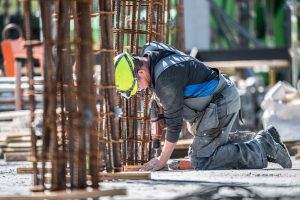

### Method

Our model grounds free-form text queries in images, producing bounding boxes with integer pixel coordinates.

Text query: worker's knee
[189,131,221,158]
[190,156,210,170]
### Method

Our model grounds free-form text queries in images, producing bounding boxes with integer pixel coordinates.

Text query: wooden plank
[17,167,51,174]
[99,172,150,180]
[0,137,6,142]
[5,134,31,139]
[6,136,31,143]
[0,136,6,146]
[175,139,192,150]
[0,110,30,120]
[204,59,289,69]
[161,139,192,150]
[0,76,43,84]
[123,165,143,172]
[0,142,6,147]
[0,188,126,200]
[43,173,149,185]
[6,140,42,148]
[7,142,32,148]
[0,98,16,104]
[0,82,43,91]
[17,167,35,174]
[17,167,151,180]
[0,110,42,120]
[3,147,31,153]
[4,152,30,161]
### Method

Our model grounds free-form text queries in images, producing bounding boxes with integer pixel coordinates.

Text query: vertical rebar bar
[23,0,38,188]
[75,0,95,188]
[120,0,126,52]
[69,0,80,188]
[156,1,161,42]
[39,0,53,190]
[166,0,171,44]
[131,0,137,53]
[46,1,59,190]
[147,0,154,41]
[54,0,71,190]
[64,59,76,186]
[99,0,121,175]
[141,90,149,163]
[135,1,142,53]
[114,0,121,51]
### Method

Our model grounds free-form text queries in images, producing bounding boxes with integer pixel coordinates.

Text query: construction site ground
[0,157,299,199]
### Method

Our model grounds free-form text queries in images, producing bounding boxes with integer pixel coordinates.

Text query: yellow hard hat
[114,52,138,98]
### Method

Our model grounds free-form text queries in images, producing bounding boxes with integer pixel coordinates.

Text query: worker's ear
[136,58,150,79]
[137,67,146,77]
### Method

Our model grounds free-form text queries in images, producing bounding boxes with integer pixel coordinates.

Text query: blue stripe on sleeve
[183,79,219,97]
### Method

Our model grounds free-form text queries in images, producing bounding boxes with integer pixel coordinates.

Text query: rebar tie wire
[91,11,115,17]
[94,49,117,54]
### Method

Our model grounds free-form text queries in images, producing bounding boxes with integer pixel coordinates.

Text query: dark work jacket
[141,41,237,143]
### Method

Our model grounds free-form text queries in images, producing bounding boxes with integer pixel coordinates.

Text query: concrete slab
[0,161,32,195]
[0,158,299,199]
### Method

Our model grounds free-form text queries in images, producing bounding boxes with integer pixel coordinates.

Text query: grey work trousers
[187,81,267,170]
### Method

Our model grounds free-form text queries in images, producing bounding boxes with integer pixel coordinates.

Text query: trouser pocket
[189,103,221,158]
[197,103,219,133]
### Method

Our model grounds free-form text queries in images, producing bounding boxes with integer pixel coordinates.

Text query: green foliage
[210,0,290,48]
[0,0,40,16]
[273,1,285,47]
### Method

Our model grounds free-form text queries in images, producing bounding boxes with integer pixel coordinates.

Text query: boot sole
[268,126,292,168]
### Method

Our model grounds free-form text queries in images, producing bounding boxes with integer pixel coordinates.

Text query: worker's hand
[141,157,166,171]
[141,140,176,171]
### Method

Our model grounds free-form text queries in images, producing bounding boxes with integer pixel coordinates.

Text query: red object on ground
[168,159,192,170]
[179,160,192,170]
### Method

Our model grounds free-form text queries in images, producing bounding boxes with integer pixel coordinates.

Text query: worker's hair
[132,56,144,72]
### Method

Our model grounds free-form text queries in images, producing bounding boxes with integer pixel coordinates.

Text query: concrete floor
[0,158,299,199]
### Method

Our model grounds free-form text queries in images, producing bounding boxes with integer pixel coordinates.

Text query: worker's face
[137,64,150,90]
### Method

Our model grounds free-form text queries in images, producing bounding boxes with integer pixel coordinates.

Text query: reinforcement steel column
[39,0,53,190]
[75,0,96,188]
[54,0,71,190]
[23,0,38,188]
[99,0,122,173]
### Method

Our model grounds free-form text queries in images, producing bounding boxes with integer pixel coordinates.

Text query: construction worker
[114,41,292,171]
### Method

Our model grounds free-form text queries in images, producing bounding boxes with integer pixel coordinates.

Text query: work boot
[255,129,292,169]
[266,126,289,152]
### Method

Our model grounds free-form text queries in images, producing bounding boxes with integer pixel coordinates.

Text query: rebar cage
[21,0,171,191]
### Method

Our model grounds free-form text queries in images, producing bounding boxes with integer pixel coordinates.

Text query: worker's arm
[156,65,187,143]
[141,140,176,171]
[142,66,187,171]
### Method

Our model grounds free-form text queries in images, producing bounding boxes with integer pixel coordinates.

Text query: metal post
[23,0,38,189]
[39,0,53,190]
[14,60,22,111]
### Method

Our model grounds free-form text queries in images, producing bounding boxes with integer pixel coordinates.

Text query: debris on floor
[261,81,300,142]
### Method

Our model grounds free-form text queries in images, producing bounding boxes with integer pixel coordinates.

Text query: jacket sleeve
[155,66,186,143]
